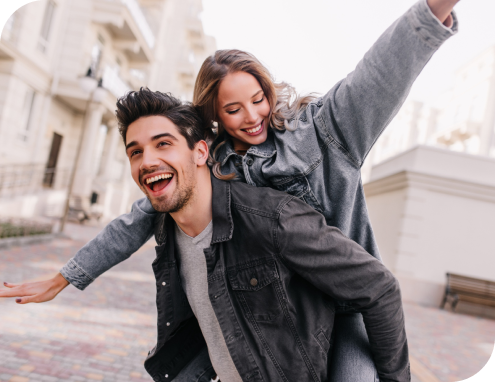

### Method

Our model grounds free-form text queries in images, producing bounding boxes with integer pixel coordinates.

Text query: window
[90,35,105,75]
[18,88,36,142]
[2,14,16,41]
[38,0,56,53]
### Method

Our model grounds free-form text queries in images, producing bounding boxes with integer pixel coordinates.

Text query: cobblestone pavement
[0,223,494,382]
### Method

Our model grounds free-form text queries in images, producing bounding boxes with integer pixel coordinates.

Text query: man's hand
[0,273,69,304]
[427,0,460,27]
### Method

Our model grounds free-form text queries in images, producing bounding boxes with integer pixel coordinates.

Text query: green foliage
[0,220,53,239]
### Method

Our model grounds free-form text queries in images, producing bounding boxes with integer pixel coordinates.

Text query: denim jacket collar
[210,173,234,244]
[214,132,277,166]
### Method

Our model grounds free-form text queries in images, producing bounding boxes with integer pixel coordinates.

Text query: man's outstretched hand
[0,273,69,304]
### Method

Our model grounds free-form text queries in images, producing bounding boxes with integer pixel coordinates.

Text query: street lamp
[59,68,107,233]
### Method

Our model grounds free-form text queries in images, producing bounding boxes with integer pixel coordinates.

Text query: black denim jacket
[144,175,409,382]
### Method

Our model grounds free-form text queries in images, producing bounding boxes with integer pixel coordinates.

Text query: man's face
[125,116,198,213]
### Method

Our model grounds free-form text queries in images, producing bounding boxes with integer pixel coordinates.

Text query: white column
[100,120,121,180]
[73,103,105,198]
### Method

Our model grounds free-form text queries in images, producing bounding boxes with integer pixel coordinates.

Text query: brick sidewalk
[0,223,494,382]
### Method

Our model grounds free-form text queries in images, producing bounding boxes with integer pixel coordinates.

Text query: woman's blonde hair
[193,49,317,180]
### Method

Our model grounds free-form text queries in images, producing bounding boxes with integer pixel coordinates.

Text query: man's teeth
[245,124,262,134]
[146,174,172,184]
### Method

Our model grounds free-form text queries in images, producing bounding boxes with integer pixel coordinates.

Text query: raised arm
[277,198,408,381]
[0,197,157,304]
[315,0,459,166]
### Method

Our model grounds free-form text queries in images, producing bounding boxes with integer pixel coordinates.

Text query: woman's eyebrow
[222,89,263,109]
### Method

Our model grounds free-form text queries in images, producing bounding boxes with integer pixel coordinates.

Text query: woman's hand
[0,273,69,304]
[427,0,461,27]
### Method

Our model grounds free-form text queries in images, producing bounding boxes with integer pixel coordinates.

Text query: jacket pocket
[228,259,282,322]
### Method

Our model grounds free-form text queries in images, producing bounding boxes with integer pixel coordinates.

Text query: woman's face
[216,71,271,152]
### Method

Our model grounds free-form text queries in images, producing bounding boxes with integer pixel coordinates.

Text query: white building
[0,0,215,223]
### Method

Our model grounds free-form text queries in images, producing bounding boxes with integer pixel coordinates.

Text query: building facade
[0,0,215,223]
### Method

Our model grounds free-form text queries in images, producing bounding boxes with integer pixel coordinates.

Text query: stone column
[72,103,105,199]
[100,120,121,180]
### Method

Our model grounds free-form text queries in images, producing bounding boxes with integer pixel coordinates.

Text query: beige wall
[365,145,495,312]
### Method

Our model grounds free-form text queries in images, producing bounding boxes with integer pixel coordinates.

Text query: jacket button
[246,158,254,166]
[165,374,168,378]
[250,278,258,286]
[166,322,170,326]
[162,282,166,286]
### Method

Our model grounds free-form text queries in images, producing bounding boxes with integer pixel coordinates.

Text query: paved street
[0,223,494,382]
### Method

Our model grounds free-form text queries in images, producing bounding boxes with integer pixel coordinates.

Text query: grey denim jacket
[60,0,457,289]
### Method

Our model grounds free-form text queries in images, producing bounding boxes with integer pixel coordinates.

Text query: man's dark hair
[116,88,206,149]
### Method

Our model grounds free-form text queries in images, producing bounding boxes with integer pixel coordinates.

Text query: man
[1,90,409,381]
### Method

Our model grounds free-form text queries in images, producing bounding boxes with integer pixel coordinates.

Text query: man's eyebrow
[152,132,178,142]
[125,133,178,152]
[222,89,263,109]
[125,141,138,151]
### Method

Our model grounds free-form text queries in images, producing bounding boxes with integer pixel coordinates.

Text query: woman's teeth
[146,174,172,185]
[245,124,262,134]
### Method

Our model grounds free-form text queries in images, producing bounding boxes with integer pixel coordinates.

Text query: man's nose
[140,149,161,170]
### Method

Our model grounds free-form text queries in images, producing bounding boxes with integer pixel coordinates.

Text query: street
[0,223,494,382]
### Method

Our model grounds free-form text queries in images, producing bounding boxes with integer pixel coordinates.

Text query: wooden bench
[441,273,495,312]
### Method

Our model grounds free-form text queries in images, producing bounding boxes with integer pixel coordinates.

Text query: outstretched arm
[277,198,408,381]
[0,197,157,304]
[60,197,157,290]
[314,0,459,167]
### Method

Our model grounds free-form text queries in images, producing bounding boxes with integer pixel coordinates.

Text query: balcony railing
[102,65,132,98]
[0,164,70,198]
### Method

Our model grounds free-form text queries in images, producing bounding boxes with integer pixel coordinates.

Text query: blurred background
[0,0,494,381]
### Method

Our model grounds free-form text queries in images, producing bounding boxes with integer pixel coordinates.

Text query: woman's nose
[244,106,258,124]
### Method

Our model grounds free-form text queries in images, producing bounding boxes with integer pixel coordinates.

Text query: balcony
[102,65,132,99]
[93,0,155,63]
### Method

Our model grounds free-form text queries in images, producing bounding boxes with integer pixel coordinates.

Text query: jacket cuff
[408,0,458,50]
[59,258,94,290]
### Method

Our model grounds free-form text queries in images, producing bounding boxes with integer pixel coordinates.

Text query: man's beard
[150,180,194,213]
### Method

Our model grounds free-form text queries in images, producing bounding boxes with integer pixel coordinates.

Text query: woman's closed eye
[253,97,264,104]
[226,108,240,115]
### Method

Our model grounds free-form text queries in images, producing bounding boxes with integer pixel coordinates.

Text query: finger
[3,282,20,288]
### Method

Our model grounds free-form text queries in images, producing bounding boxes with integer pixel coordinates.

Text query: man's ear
[194,140,209,166]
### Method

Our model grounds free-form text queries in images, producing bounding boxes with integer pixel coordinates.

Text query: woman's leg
[329,313,379,382]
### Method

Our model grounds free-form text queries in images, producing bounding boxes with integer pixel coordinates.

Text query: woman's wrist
[52,272,70,290]
[427,0,459,26]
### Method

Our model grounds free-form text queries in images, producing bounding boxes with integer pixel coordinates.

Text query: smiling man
[1,89,410,382]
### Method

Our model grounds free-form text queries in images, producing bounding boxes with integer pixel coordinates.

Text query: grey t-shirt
[174,221,243,382]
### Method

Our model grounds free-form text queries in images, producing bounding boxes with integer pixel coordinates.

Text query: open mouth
[241,120,264,136]
[144,173,173,193]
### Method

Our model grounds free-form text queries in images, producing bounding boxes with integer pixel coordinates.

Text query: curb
[0,233,61,249]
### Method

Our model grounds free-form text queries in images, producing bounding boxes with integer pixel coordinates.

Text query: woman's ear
[195,140,209,166]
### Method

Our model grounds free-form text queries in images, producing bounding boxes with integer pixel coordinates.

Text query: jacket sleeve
[276,197,409,382]
[314,0,457,167]
[59,197,157,290]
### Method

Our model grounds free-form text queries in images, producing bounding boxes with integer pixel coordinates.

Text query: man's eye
[226,109,239,115]
[130,150,142,158]
[254,97,264,104]
[158,141,170,147]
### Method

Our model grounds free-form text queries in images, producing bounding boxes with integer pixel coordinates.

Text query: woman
[3,0,459,380]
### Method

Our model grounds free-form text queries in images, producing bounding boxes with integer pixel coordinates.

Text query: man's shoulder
[228,180,294,218]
